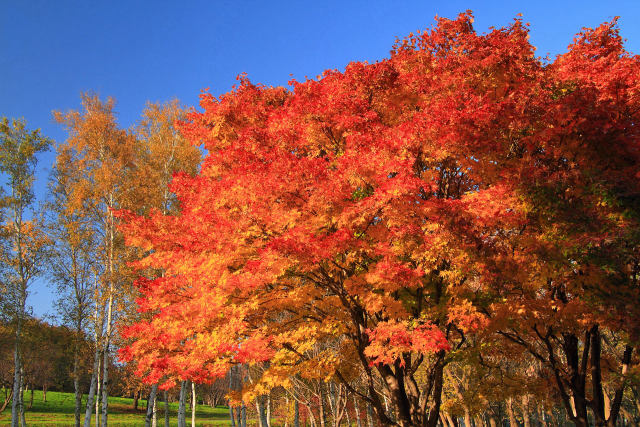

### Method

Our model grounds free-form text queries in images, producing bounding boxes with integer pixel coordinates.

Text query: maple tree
[119,12,640,427]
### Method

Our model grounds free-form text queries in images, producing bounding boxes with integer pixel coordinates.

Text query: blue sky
[2,0,639,319]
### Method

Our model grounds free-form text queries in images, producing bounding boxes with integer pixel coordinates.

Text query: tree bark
[164,390,169,427]
[83,343,100,427]
[18,368,26,427]
[506,397,517,427]
[133,390,139,410]
[521,395,531,427]
[145,384,158,427]
[463,407,472,427]
[229,405,236,427]
[178,381,188,427]
[353,394,362,427]
[73,342,82,427]
[0,389,13,413]
[11,316,23,427]
[191,381,196,427]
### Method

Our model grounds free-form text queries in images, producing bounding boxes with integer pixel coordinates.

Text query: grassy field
[0,390,236,426]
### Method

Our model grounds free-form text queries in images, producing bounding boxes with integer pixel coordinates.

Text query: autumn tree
[0,117,51,427]
[54,94,138,427]
[484,19,640,427]
[130,99,201,427]
[46,158,98,427]
[120,12,639,427]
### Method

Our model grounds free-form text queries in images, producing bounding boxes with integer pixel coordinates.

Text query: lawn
[0,390,236,426]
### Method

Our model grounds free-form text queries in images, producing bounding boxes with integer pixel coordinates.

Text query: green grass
[0,389,236,426]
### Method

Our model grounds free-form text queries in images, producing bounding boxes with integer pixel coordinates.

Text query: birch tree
[55,94,137,427]
[0,117,50,427]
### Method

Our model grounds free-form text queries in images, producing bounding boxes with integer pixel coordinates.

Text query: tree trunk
[463,407,472,427]
[353,395,362,427]
[145,384,158,427]
[319,388,326,427]
[506,398,517,427]
[191,382,196,427]
[101,293,114,427]
[306,403,317,427]
[73,329,82,427]
[445,412,458,427]
[83,343,101,427]
[11,316,23,427]
[266,393,271,427]
[164,390,169,427]
[365,391,374,427]
[0,389,13,413]
[152,397,157,427]
[538,404,547,427]
[96,351,101,427]
[256,395,269,427]
[178,381,188,427]
[133,390,139,410]
[229,405,236,427]
[521,395,531,427]
[28,386,33,410]
[18,369,26,427]
[294,399,300,427]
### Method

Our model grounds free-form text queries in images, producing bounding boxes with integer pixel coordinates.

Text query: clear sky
[2,0,639,320]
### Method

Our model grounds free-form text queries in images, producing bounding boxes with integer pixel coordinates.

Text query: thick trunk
[426,357,445,427]
[378,364,411,426]
[145,384,158,427]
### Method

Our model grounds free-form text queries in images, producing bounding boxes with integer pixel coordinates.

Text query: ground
[0,390,234,426]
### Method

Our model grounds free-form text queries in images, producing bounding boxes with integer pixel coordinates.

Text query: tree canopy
[119,12,640,427]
